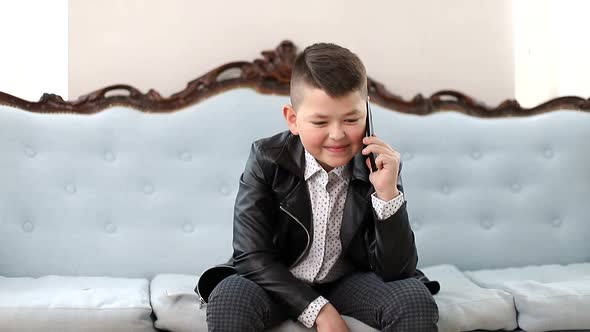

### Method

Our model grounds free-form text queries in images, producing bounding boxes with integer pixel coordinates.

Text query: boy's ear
[282,104,299,136]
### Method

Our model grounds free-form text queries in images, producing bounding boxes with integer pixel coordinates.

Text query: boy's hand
[315,304,350,332]
[362,136,401,201]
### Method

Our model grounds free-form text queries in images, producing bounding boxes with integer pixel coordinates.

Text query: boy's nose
[328,125,345,140]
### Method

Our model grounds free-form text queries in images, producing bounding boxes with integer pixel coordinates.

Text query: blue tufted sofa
[1,42,590,332]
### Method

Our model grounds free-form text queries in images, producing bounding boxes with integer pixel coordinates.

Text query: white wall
[6,0,584,107]
[513,0,557,107]
[68,0,515,106]
[553,1,590,97]
[514,0,590,107]
[0,0,68,101]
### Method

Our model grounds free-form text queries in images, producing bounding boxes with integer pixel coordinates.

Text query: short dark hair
[290,43,367,109]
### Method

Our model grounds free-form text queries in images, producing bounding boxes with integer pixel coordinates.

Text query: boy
[201,43,439,331]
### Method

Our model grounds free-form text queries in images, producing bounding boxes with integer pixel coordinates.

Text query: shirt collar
[303,149,350,184]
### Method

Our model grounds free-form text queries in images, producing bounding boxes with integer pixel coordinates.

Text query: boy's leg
[206,274,288,332]
[319,272,438,332]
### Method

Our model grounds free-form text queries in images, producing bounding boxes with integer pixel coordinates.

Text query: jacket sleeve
[367,160,418,281]
[232,143,321,318]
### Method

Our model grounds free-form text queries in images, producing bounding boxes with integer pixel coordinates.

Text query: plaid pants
[206,271,438,332]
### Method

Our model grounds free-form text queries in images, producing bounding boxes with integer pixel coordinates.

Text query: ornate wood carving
[0,40,588,116]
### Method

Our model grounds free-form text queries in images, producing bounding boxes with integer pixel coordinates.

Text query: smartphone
[365,99,378,172]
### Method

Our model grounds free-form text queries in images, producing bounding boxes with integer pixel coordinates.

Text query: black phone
[365,99,378,172]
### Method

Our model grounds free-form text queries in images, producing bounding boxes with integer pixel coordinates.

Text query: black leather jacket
[195,131,439,317]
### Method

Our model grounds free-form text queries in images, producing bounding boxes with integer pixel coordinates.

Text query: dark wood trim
[0,40,588,116]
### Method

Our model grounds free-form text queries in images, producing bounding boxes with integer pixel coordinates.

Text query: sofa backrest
[1,87,589,279]
[2,41,590,278]
[371,105,590,270]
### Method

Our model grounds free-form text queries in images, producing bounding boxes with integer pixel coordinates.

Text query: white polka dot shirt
[292,150,405,328]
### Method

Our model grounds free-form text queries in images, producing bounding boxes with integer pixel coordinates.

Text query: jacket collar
[275,132,305,178]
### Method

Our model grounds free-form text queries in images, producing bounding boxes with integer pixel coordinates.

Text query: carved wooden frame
[0,40,588,116]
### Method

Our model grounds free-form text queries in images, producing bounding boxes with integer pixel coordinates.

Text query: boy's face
[283,85,366,173]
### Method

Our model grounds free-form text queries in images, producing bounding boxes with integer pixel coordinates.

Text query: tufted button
[104,150,116,162]
[24,146,36,158]
[544,148,554,159]
[220,185,231,196]
[480,217,494,230]
[551,217,563,227]
[411,219,421,230]
[183,223,194,233]
[143,184,154,195]
[470,150,482,160]
[22,221,34,233]
[441,185,451,195]
[65,184,77,194]
[179,151,192,162]
[511,183,521,193]
[402,152,413,161]
[104,222,117,233]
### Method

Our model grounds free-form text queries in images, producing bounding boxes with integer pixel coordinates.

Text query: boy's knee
[206,275,269,330]
[208,274,265,308]
[382,278,438,331]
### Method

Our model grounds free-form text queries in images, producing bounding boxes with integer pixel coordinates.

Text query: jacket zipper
[279,205,311,268]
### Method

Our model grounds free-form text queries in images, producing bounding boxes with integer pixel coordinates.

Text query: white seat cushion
[0,275,156,332]
[150,274,207,332]
[464,262,590,285]
[421,264,517,332]
[150,273,379,332]
[465,263,590,332]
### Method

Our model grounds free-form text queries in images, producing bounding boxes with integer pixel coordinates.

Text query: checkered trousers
[205,272,438,332]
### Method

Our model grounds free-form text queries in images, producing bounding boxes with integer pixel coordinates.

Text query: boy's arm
[367,162,418,281]
[232,143,321,319]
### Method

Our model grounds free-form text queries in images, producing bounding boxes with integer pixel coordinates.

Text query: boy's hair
[290,42,367,110]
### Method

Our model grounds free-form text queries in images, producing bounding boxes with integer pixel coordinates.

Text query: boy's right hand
[315,303,350,332]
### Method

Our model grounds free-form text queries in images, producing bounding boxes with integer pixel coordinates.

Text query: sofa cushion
[150,274,207,332]
[420,264,517,332]
[150,273,379,332]
[465,263,590,332]
[464,262,590,285]
[0,275,156,332]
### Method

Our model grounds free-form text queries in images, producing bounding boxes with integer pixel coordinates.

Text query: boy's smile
[283,86,367,172]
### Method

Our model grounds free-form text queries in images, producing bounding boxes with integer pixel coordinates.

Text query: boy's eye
[312,122,328,125]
